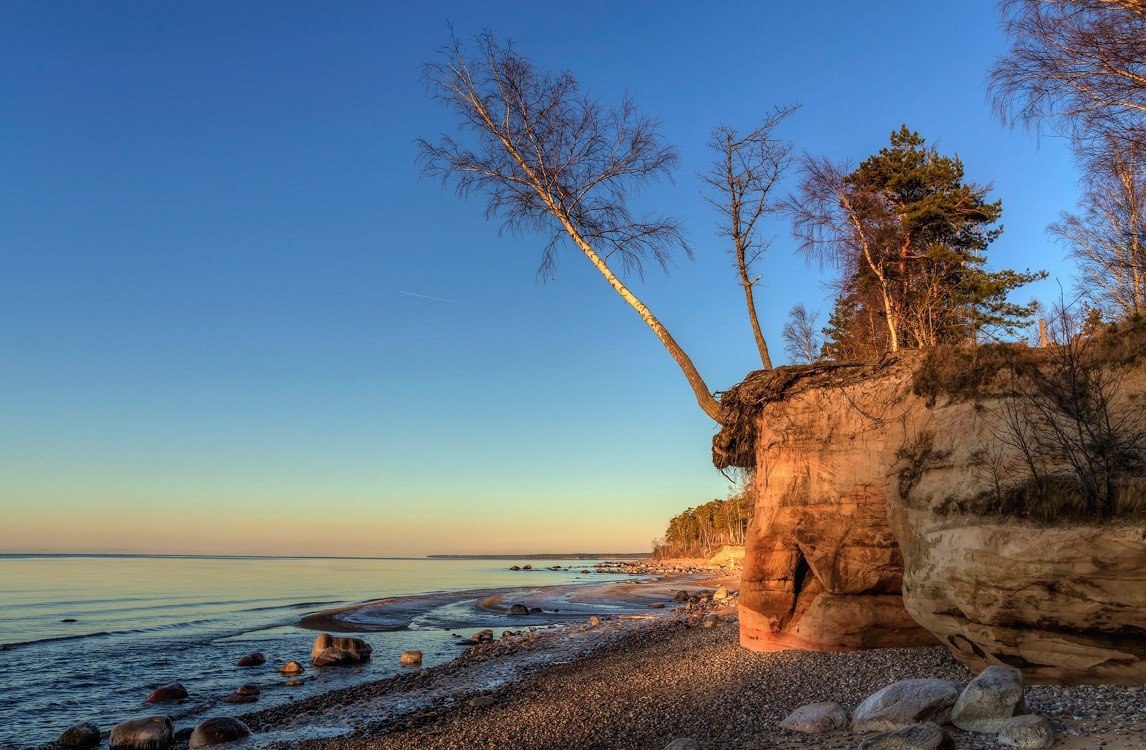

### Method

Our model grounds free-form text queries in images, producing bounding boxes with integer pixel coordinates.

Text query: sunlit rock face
[714,353,1146,684]
[723,359,934,653]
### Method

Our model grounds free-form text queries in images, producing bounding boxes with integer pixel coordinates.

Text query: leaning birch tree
[418,32,723,421]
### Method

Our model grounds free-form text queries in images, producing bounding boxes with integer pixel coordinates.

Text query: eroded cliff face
[714,352,1146,684]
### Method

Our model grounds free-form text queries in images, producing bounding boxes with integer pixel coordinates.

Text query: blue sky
[0,1,1077,555]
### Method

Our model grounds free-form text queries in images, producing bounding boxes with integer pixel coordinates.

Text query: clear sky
[1,1,1077,556]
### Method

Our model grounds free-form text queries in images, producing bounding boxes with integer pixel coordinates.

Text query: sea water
[0,554,636,748]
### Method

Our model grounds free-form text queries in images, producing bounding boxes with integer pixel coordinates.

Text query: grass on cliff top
[911,316,1146,407]
[938,476,1146,524]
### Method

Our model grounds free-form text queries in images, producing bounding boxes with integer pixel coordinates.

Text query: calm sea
[0,554,633,748]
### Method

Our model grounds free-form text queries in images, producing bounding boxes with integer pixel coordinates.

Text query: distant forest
[652,487,753,559]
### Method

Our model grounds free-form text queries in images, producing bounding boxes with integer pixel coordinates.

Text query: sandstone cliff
[713,343,1146,684]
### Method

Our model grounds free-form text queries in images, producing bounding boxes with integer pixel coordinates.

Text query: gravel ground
[241,611,1145,750]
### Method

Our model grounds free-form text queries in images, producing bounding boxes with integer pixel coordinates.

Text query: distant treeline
[427,553,647,560]
[652,487,753,559]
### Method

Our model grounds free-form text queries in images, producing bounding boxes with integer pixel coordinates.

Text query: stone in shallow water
[188,717,252,749]
[400,650,423,665]
[779,701,848,733]
[951,664,1025,733]
[507,603,530,615]
[852,678,962,733]
[997,714,1054,748]
[109,716,173,750]
[279,660,304,675]
[58,722,101,748]
[858,722,954,750]
[234,651,265,667]
[310,633,372,666]
[145,682,188,703]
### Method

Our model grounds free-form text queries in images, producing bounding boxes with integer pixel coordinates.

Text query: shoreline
[241,605,1146,750]
[240,572,741,746]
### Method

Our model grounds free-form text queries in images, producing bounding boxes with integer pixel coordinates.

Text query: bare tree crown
[988,0,1146,148]
[418,32,688,282]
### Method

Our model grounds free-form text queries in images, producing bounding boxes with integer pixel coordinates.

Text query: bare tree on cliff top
[782,303,822,364]
[988,0,1146,148]
[418,32,723,422]
[1050,136,1146,319]
[700,106,799,370]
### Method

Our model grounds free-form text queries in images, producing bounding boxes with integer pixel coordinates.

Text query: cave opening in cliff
[792,550,812,600]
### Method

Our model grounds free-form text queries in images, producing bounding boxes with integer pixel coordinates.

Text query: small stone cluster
[48,632,380,749]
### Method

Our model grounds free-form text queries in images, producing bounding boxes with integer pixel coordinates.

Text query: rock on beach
[779,701,849,733]
[997,714,1055,748]
[852,678,962,732]
[951,664,1025,733]
[858,721,954,749]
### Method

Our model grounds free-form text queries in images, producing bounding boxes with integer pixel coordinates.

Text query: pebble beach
[236,608,1145,750]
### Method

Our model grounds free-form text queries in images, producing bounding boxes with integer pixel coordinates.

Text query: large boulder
[951,665,1025,732]
[58,723,101,748]
[109,716,173,750]
[851,678,961,733]
[310,633,372,666]
[188,717,252,749]
[779,702,848,733]
[858,722,954,750]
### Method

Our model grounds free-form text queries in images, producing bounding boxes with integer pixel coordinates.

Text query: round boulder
[145,683,188,703]
[58,722,101,748]
[109,716,174,750]
[400,650,423,665]
[998,715,1054,749]
[951,665,1025,733]
[507,603,530,616]
[188,717,252,749]
[779,702,848,734]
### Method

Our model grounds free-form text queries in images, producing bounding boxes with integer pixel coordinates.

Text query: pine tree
[812,127,1044,356]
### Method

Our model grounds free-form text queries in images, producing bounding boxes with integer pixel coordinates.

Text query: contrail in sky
[398,290,463,304]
